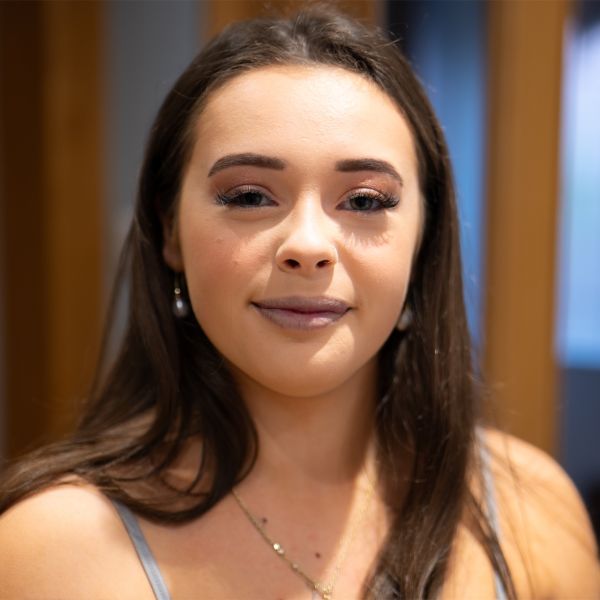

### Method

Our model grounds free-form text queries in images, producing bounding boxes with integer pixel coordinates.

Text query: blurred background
[0,0,598,538]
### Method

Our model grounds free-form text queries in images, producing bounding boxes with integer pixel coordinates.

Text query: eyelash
[342,191,399,212]
[215,187,400,213]
[215,186,273,209]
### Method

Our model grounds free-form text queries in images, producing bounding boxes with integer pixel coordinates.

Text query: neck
[233,358,379,492]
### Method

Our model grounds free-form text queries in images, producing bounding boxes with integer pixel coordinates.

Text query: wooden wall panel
[484,0,569,455]
[0,2,48,456]
[42,2,105,442]
[0,2,104,457]
[206,0,378,38]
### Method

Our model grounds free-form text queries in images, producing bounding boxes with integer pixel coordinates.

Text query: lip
[252,296,351,330]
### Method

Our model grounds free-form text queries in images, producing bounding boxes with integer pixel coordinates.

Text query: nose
[275,198,338,275]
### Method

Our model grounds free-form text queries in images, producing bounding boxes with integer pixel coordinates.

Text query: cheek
[178,220,270,322]
[352,230,417,320]
[185,235,232,294]
[363,266,410,343]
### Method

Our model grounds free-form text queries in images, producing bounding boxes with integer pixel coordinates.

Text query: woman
[0,5,597,599]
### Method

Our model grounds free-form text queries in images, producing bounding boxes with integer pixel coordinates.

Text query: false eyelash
[378,192,400,208]
[215,191,237,205]
[214,187,272,208]
[343,190,400,211]
[214,187,400,211]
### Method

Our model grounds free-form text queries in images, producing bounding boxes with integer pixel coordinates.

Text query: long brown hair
[1,5,514,598]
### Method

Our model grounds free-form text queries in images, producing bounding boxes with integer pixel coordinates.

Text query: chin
[257,377,345,399]
[211,324,382,399]
[236,354,376,400]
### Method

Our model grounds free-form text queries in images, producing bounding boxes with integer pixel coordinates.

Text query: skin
[163,65,422,489]
[0,66,597,599]
[167,65,422,399]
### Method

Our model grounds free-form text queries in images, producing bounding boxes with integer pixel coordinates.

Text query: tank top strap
[112,500,172,600]
[478,430,508,600]
[111,440,507,600]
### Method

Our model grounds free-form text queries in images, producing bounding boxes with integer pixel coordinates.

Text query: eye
[215,186,276,208]
[338,191,399,213]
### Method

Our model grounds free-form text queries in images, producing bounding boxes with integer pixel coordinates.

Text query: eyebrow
[207,152,404,186]
[336,158,404,186]
[208,153,285,176]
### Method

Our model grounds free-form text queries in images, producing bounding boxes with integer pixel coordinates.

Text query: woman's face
[164,65,423,398]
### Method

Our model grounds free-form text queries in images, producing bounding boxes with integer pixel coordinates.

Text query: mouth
[251,296,351,330]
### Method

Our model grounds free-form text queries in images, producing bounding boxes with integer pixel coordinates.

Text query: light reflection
[557,19,600,367]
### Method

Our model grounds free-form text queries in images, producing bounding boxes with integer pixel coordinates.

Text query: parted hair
[0,4,514,598]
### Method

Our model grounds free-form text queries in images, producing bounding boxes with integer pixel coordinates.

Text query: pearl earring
[396,306,413,331]
[172,273,190,318]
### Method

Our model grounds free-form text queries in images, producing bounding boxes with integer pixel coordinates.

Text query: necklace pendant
[312,585,332,600]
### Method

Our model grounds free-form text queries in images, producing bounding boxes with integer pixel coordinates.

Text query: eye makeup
[215,186,400,213]
[339,190,399,213]
[215,186,275,209]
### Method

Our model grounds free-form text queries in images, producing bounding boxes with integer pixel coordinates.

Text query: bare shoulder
[0,481,154,599]
[484,428,600,597]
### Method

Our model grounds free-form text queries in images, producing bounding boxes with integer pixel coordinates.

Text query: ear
[161,211,184,271]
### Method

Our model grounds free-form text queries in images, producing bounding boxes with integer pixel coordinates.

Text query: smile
[252,296,351,330]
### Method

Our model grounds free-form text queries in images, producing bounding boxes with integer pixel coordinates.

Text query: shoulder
[0,481,154,599]
[483,429,600,597]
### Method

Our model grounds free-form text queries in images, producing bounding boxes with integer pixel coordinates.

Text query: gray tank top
[113,501,172,600]
[113,441,506,600]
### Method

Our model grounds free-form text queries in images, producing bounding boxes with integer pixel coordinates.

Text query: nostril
[284,258,301,269]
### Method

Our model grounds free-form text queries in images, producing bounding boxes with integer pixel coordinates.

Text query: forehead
[193,65,418,175]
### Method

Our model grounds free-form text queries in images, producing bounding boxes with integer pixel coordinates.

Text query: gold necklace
[232,478,374,600]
